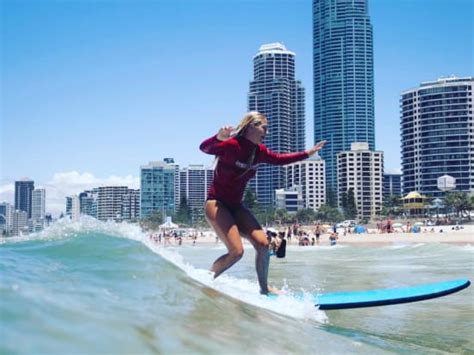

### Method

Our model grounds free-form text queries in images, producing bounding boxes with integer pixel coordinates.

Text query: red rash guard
[200,135,309,207]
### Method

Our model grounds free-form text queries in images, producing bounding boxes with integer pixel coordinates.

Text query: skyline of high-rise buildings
[313,0,375,193]
[1,0,472,229]
[248,43,306,207]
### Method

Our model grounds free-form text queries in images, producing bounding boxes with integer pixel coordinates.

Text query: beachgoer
[387,217,392,233]
[315,223,321,244]
[266,229,278,254]
[275,234,287,258]
[200,111,326,294]
[329,232,338,246]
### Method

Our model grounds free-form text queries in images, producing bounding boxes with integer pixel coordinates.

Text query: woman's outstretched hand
[217,125,235,141]
[306,140,327,156]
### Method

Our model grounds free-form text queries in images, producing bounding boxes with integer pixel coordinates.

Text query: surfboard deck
[269,279,470,310]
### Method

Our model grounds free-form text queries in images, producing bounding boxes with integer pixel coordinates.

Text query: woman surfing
[200,111,326,294]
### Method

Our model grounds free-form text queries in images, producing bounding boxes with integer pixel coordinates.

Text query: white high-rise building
[248,43,306,207]
[275,187,304,213]
[285,156,326,212]
[179,165,214,209]
[12,210,28,236]
[71,195,81,221]
[401,77,473,197]
[179,165,214,222]
[97,186,129,221]
[32,188,46,221]
[337,142,383,220]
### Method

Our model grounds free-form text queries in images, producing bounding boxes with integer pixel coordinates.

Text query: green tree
[345,188,357,219]
[254,206,275,227]
[316,204,344,223]
[243,188,257,211]
[274,208,290,225]
[384,195,402,208]
[326,187,337,208]
[444,192,473,219]
[175,196,191,225]
[141,210,163,230]
[295,208,316,224]
[380,195,403,217]
[341,190,348,211]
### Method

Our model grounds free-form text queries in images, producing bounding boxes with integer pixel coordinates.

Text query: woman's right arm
[199,125,235,155]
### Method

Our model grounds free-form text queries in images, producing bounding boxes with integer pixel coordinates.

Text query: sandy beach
[158,224,474,246]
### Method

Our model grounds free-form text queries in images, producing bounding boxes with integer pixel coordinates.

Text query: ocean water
[1,218,473,354]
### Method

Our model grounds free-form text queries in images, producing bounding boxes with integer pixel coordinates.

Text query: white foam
[3,218,327,322]
[0,216,145,244]
[144,237,328,322]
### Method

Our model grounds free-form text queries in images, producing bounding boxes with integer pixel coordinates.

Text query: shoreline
[150,224,474,247]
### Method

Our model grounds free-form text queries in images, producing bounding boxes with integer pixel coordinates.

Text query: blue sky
[1,0,472,215]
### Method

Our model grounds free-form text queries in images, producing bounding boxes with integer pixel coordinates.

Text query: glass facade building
[140,161,176,218]
[248,43,305,207]
[383,173,402,198]
[15,179,35,218]
[401,77,473,197]
[313,0,375,193]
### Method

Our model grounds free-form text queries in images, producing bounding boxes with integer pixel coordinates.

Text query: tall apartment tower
[79,189,98,218]
[96,186,129,221]
[32,188,46,221]
[179,165,214,210]
[121,189,140,221]
[401,77,473,197]
[15,179,35,218]
[140,161,176,218]
[285,156,326,212]
[313,0,375,193]
[337,142,383,220]
[248,43,305,207]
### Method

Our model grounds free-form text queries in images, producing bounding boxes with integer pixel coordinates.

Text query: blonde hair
[212,112,267,175]
[234,111,267,137]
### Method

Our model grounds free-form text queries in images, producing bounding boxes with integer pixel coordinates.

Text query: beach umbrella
[354,225,366,234]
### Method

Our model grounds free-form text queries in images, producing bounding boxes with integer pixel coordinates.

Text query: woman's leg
[205,200,244,278]
[233,206,271,294]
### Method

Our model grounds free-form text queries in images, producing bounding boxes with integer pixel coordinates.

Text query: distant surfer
[200,111,326,294]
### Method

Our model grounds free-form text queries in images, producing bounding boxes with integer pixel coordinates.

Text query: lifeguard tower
[402,191,427,217]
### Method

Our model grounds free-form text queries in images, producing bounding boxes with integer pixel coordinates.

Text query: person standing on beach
[315,223,322,244]
[200,111,326,295]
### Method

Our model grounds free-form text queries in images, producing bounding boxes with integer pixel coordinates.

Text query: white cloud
[0,171,139,218]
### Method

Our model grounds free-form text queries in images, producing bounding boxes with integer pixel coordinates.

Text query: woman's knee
[229,247,244,260]
[254,238,269,251]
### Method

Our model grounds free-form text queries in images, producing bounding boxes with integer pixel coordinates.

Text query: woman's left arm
[261,140,327,165]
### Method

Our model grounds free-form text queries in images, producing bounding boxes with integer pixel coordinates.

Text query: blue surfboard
[271,279,470,310]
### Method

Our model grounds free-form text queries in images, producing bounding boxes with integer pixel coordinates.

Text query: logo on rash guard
[235,161,260,170]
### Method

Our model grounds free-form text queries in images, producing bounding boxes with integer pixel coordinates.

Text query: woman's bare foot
[265,286,286,295]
